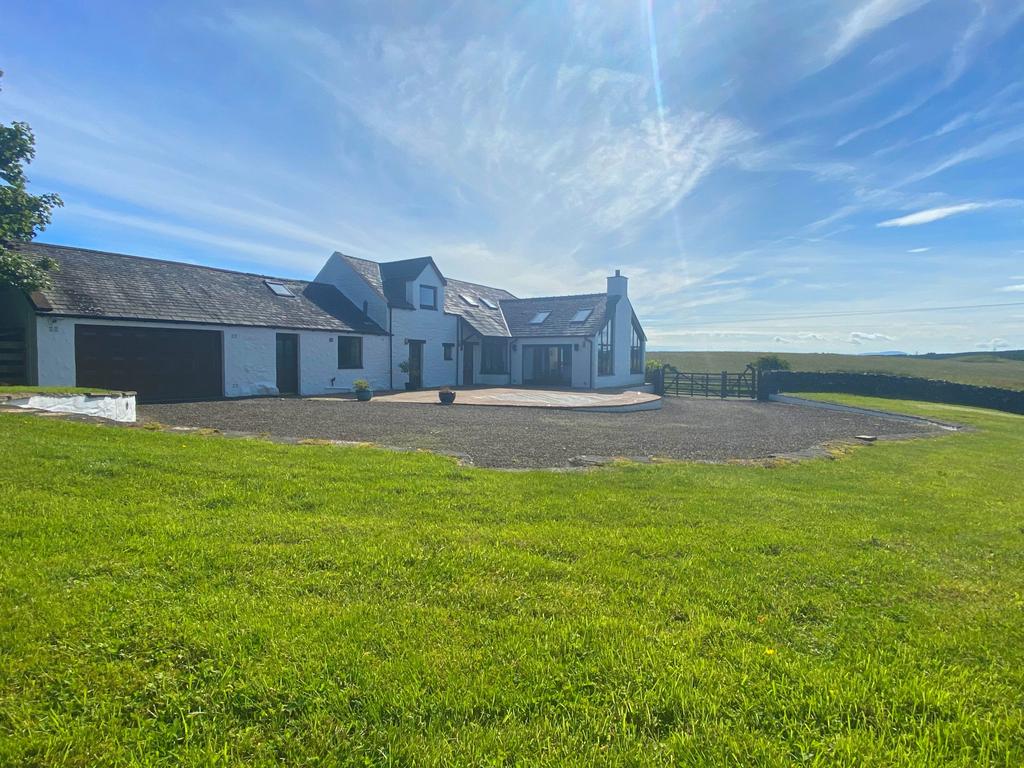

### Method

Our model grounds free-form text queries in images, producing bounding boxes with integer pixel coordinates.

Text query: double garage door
[75,324,223,403]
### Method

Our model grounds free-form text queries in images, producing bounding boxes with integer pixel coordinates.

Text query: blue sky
[2,0,1023,352]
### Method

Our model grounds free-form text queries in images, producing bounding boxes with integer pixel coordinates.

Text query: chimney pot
[615,269,621,276]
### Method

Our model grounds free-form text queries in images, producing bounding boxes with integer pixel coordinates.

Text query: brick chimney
[607,268,628,297]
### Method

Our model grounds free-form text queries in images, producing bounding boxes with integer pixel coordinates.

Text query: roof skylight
[570,308,593,323]
[460,293,479,307]
[529,311,551,324]
[480,297,499,309]
[265,280,295,297]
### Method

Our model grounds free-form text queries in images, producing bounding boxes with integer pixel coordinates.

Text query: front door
[276,333,299,395]
[408,340,424,388]
[462,343,474,386]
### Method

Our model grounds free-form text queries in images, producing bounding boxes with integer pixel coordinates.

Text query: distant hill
[651,350,1024,391]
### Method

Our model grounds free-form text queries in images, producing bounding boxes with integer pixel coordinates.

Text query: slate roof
[501,293,617,338]
[19,242,387,334]
[444,277,517,337]
[339,254,446,310]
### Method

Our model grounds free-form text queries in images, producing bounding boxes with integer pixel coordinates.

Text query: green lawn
[651,350,1024,391]
[1,399,1022,766]
[0,386,117,397]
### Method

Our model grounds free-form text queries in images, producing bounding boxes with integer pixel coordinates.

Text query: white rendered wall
[314,254,389,329]
[298,331,390,394]
[389,266,459,388]
[594,294,645,389]
[33,316,391,397]
[511,336,594,388]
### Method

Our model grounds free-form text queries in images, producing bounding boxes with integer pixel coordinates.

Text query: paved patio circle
[333,386,662,412]
[139,395,946,469]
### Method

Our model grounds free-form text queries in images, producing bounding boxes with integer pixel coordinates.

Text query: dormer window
[265,280,295,297]
[460,293,479,307]
[529,311,551,324]
[419,285,438,310]
[480,298,498,310]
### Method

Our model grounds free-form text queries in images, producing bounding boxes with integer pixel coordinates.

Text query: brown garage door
[75,324,223,403]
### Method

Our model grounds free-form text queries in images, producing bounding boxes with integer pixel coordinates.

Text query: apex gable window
[481,339,509,374]
[419,285,438,310]
[630,317,644,374]
[598,318,614,376]
[338,336,363,369]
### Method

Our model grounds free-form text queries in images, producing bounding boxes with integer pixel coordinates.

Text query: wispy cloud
[825,0,931,65]
[1000,284,1024,293]
[877,200,1020,227]
[907,247,931,252]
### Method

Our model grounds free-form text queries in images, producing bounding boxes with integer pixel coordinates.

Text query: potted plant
[399,360,417,391]
[438,386,456,405]
[352,379,373,401]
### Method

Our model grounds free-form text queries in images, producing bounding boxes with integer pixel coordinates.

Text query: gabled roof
[444,277,517,337]
[19,242,387,334]
[340,254,445,310]
[501,293,617,338]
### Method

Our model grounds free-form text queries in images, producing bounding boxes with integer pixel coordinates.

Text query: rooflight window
[529,311,551,324]
[480,298,499,310]
[460,294,479,307]
[265,280,295,298]
[570,308,593,323]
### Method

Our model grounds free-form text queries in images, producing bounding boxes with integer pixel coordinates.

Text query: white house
[1,242,646,401]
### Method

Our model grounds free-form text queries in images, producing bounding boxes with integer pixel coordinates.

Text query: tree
[0,70,62,291]
[752,354,791,372]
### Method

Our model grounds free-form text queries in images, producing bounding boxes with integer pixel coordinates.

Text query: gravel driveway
[139,396,943,469]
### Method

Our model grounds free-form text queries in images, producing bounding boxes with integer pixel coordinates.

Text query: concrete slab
[365,386,662,412]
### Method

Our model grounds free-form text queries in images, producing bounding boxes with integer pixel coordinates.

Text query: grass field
[1,400,1022,766]
[651,350,1024,391]
[0,386,117,396]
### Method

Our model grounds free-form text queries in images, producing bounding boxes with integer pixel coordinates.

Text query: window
[443,342,454,361]
[529,311,551,324]
[630,317,644,374]
[598,318,614,376]
[265,280,295,297]
[419,285,438,310]
[460,294,478,307]
[481,339,508,374]
[480,297,498,310]
[338,336,362,369]
[570,308,592,323]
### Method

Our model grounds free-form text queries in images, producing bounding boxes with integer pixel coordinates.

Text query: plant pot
[355,389,373,401]
[438,391,456,405]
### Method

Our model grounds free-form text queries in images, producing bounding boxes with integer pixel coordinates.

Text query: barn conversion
[0,243,647,402]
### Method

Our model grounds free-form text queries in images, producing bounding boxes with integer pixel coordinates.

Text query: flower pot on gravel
[439,390,456,405]
[356,389,373,401]
[352,379,373,401]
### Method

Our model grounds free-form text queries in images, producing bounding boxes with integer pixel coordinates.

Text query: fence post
[652,365,664,395]
[721,371,727,398]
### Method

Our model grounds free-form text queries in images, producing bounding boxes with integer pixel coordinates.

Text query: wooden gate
[660,364,757,399]
[0,328,26,385]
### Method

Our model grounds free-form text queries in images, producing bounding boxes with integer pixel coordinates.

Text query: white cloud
[907,247,930,252]
[1000,284,1024,292]
[848,331,895,344]
[877,201,1018,227]
[826,0,931,65]
[975,338,1009,349]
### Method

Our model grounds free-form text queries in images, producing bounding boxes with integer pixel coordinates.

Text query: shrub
[753,354,791,372]
[352,379,371,392]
